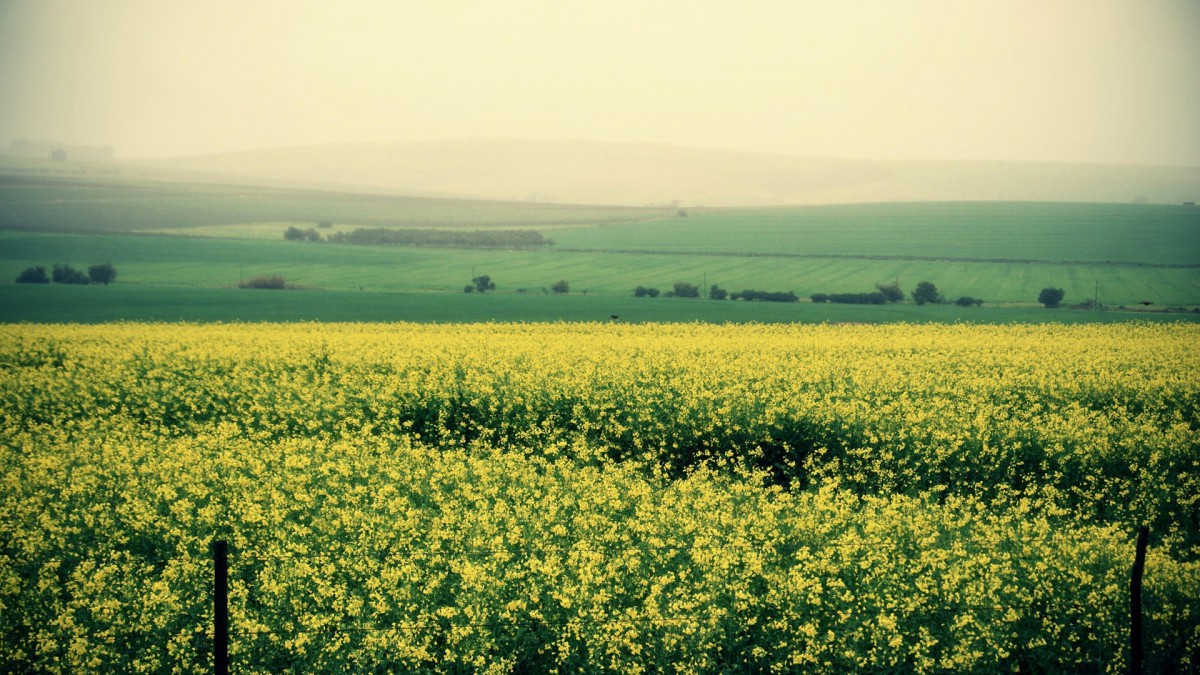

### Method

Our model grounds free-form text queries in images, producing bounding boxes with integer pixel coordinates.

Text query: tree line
[15,264,116,285]
[286,225,551,250]
[632,279,1074,308]
[635,282,799,302]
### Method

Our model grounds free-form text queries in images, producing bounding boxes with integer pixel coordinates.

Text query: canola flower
[1,322,1197,672]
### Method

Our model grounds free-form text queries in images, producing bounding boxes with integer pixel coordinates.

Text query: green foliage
[730,289,798,302]
[671,281,700,298]
[51,264,89,285]
[1039,287,1066,308]
[472,275,496,293]
[876,281,905,303]
[238,275,287,289]
[284,226,322,242]
[329,228,548,249]
[709,284,728,300]
[819,291,888,305]
[912,281,943,305]
[87,263,117,285]
[15,266,49,284]
[551,279,569,294]
[634,286,660,298]
[955,296,984,307]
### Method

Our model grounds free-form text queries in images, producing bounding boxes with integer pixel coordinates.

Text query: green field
[1,172,1197,322]
[0,173,667,232]
[553,201,1200,265]
[4,283,1196,324]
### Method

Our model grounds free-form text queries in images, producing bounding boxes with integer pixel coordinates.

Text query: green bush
[238,275,288,290]
[51,264,89,285]
[1039,287,1065,308]
[88,263,117,285]
[15,266,49,284]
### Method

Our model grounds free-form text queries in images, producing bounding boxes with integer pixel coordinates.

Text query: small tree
[634,286,660,298]
[551,279,569,294]
[672,281,700,298]
[52,264,89,285]
[16,266,50,284]
[88,263,117,285]
[875,281,904,303]
[1038,287,1065,308]
[284,226,306,241]
[472,275,496,293]
[911,281,942,306]
[238,275,287,289]
[954,296,982,307]
[709,285,728,300]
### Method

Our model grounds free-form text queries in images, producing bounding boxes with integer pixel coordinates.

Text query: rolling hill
[140,138,1200,207]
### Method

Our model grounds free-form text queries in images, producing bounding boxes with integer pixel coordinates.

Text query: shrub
[88,263,117,286]
[709,285,728,300]
[912,281,943,306]
[634,286,660,298]
[238,275,288,290]
[822,292,887,305]
[1038,288,1065,308]
[285,226,322,242]
[551,280,569,295]
[15,266,49,284]
[731,289,799,302]
[672,282,701,298]
[875,281,904,303]
[329,228,547,249]
[472,275,496,293]
[51,264,89,285]
[811,293,829,304]
[955,296,983,307]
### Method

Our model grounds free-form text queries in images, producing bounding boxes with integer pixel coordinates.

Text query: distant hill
[142,139,1200,207]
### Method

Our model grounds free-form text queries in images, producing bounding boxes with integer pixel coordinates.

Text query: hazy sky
[2,0,1198,165]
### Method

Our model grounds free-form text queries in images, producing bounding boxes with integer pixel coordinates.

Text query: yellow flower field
[2,322,1197,672]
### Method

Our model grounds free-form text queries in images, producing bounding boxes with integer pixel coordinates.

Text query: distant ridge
[144,138,1200,207]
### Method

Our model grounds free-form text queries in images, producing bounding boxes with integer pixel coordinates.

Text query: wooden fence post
[1129,526,1148,675]
[213,539,229,675]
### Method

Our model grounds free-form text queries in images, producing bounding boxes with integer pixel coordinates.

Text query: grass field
[2,229,1197,313]
[552,201,1200,265]
[0,172,667,233]
[3,283,1196,324]
[1,172,1197,321]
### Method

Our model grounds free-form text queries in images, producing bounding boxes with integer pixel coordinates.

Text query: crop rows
[2,322,1198,672]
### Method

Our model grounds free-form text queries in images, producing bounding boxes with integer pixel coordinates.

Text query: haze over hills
[141,138,1200,207]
